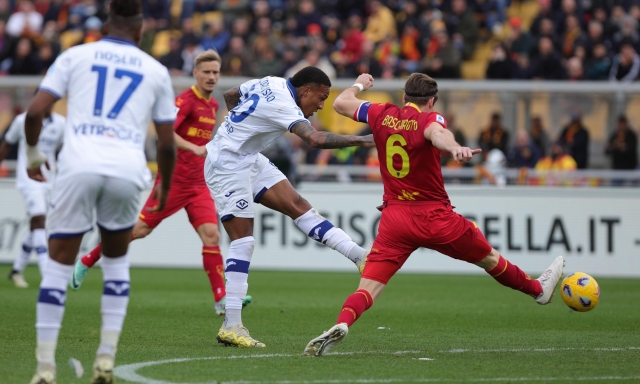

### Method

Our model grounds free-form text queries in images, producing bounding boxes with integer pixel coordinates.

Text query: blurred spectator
[531,37,564,79]
[529,116,550,156]
[140,18,157,54]
[160,36,185,77]
[532,18,560,57]
[535,143,577,170]
[446,0,478,60]
[285,49,336,79]
[83,16,102,44]
[181,35,203,75]
[6,0,43,37]
[584,20,611,58]
[36,41,55,73]
[143,0,169,30]
[592,7,617,41]
[248,17,279,57]
[295,0,322,38]
[530,0,555,37]
[478,113,510,157]
[605,115,638,170]
[506,16,533,56]
[419,30,461,79]
[585,43,611,80]
[609,44,640,81]
[486,42,514,79]
[554,0,581,36]
[565,56,584,80]
[508,129,541,168]
[0,19,17,68]
[558,112,590,169]
[219,0,250,23]
[179,18,200,49]
[253,46,281,78]
[332,15,365,73]
[612,15,640,53]
[477,149,507,186]
[363,0,397,44]
[221,36,253,76]
[0,0,11,23]
[230,17,250,40]
[353,39,383,78]
[440,112,467,167]
[261,135,296,183]
[9,37,40,74]
[201,18,230,53]
[397,22,421,74]
[561,15,586,58]
[511,54,533,79]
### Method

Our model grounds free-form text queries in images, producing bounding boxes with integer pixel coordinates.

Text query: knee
[475,248,500,271]
[132,224,152,240]
[201,227,220,246]
[30,216,46,230]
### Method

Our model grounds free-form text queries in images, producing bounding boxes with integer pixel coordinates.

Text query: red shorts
[362,201,492,284]
[139,178,218,229]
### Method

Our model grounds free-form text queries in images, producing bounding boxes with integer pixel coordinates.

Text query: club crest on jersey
[236,199,248,209]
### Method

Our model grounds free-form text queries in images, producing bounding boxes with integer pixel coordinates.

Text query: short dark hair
[404,73,438,106]
[108,0,143,29]
[290,66,332,88]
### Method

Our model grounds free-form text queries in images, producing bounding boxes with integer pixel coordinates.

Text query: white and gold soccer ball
[560,272,600,312]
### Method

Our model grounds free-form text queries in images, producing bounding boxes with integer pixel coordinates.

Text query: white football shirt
[206,76,309,169]
[38,36,176,188]
[4,112,65,191]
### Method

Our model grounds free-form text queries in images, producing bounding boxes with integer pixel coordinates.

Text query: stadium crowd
[1,0,640,80]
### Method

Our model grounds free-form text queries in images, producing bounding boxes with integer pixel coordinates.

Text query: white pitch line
[114,347,640,384]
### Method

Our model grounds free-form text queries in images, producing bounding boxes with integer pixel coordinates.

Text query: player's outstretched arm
[291,121,375,149]
[333,74,375,119]
[425,122,481,163]
[152,122,177,212]
[223,86,241,111]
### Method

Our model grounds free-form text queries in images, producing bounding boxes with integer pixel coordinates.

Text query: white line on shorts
[114,347,640,384]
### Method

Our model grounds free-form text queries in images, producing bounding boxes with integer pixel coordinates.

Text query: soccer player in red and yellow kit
[70,50,240,315]
[303,73,566,356]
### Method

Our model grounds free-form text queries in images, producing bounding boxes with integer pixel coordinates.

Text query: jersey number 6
[386,134,410,178]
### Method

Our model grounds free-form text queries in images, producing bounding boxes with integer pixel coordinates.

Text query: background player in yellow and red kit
[70,50,240,315]
[303,73,566,356]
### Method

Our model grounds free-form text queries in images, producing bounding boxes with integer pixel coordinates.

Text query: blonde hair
[194,49,221,68]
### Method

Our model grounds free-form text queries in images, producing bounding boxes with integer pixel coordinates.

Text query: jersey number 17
[91,65,143,119]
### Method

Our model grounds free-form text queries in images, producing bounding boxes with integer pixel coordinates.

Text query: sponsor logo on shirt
[186,127,213,139]
[198,116,216,125]
[73,124,142,144]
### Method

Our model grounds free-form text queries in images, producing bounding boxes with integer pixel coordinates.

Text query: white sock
[98,254,130,357]
[224,237,253,328]
[36,257,73,367]
[294,209,366,264]
[32,229,49,276]
[12,230,33,273]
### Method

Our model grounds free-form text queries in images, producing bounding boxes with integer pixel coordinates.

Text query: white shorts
[19,186,50,218]
[205,153,287,221]
[47,173,141,238]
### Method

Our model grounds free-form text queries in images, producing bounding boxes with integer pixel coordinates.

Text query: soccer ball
[559,272,600,312]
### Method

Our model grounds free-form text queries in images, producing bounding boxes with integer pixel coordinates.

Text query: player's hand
[355,73,374,91]
[27,162,49,182]
[146,185,169,213]
[451,147,481,163]
[193,145,208,158]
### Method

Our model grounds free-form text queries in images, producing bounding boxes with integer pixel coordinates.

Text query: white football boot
[29,364,55,384]
[91,354,115,384]
[303,323,349,357]
[534,256,565,305]
[9,271,29,288]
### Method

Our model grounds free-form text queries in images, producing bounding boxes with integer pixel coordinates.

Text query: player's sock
[336,289,373,327]
[486,255,543,297]
[223,236,253,327]
[33,229,49,276]
[12,230,33,273]
[203,246,226,302]
[36,257,73,368]
[82,243,102,268]
[294,208,366,264]
[98,254,130,357]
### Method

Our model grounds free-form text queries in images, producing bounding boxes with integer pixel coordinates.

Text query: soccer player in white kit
[24,1,176,383]
[206,67,375,348]
[0,108,64,288]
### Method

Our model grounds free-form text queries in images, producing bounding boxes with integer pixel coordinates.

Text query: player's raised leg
[259,179,368,272]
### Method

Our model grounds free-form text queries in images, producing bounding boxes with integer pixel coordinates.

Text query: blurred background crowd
[0,0,637,177]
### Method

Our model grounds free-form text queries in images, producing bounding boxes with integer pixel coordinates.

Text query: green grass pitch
[1,265,639,383]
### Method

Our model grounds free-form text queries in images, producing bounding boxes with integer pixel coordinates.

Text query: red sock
[487,255,542,297]
[81,244,102,268]
[203,246,226,302]
[336,289,374,327]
